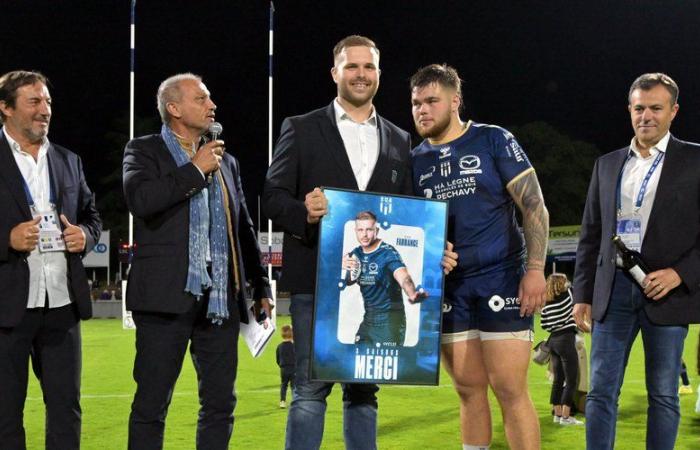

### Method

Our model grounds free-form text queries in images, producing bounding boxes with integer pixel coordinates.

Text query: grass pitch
[24,316,700,449]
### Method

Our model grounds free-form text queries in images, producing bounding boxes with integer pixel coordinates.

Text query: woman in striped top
[541,273,582,425]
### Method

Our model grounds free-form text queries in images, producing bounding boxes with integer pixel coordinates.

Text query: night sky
[3,0,700,236]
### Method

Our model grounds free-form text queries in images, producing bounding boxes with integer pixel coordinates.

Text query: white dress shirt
[333,99,379,191]
[619,132,670,244]
[4,127,71,309]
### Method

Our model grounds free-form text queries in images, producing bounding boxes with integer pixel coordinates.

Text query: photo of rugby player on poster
[312,188,447,385]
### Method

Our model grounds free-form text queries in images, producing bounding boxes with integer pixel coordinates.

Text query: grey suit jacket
[574,135,700,325]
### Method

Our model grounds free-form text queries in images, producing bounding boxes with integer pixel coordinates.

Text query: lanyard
[20,164,57,209]
[616,150,664,213]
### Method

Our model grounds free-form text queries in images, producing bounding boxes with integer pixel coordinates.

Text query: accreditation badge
[38,209,66,252]
[616,214,642,252]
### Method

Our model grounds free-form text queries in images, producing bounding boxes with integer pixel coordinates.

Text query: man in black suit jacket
[573,73,700,450]
[123,73,272,450]
[263,35,415,450]
[0,70,101,450]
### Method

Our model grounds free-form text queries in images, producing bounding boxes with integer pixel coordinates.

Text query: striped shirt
[541,289,577,334]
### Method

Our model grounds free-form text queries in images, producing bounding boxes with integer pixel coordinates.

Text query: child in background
[276,325,295,408]
[542,273,583,425]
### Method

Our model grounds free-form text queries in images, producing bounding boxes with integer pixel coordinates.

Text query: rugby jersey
[412,121,533,277]
[349,241,406,313]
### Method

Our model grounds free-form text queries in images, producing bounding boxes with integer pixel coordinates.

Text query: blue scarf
[161,124,229,324]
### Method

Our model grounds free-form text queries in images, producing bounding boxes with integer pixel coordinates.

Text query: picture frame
[311,188,448,385]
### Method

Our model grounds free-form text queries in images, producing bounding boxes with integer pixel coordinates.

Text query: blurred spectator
[541,273,583,425]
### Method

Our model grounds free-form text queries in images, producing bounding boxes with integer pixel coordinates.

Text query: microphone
[207,122,223,183]
[209,121,223,141]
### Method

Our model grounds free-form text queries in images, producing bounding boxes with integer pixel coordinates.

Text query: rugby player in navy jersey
[342,211,427,346]
[410,64,549,450]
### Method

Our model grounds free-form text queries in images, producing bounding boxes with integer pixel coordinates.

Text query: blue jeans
[285,294,378,450]
[586,271,687,450]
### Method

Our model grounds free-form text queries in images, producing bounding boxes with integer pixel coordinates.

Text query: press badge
[616,215,642,252]
[38,210,66,252]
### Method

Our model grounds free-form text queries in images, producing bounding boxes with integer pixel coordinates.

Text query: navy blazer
[262,102,413,294]
[574,136,700,325]
[122,134,271,316]
[0,133,101,327]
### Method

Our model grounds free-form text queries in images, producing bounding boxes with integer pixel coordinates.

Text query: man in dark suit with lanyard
[263,35,456,450]
[123,73,272,450]
[573,73,700,450]
[0,70,101,450]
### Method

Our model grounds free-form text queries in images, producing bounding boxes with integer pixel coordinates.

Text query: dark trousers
[128,297,240,450]
[280,367,295,401]
[548,330,579,407]
[0,304,81,450]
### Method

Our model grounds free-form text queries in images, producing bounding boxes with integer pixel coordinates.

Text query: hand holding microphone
[191,122,224,180]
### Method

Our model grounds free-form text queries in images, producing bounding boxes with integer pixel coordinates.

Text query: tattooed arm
[507,169,549,316]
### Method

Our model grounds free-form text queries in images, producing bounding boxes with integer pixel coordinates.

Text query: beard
[415,112,451,140]
[338,78,378,108]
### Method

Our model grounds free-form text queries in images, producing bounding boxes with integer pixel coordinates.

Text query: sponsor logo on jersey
[423,188,433,198]
[368,262,379,274]
[440,161,451,177]
[438,146,452,159]
[459,155,483,175]
[507,139,525,163]
[418,166,436,186]
[488,295,520,312]
[430,177,477,199]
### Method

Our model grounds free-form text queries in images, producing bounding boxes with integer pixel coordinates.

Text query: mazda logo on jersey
[459,155,483,175]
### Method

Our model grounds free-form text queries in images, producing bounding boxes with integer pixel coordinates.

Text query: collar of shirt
[333,99,378,127]
[3,126,50,160]
[628,131,671,159]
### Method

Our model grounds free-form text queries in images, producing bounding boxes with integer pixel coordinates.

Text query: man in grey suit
[264,35,459,450]
[573,73,700,450]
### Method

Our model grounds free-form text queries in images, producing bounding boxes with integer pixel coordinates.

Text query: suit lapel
[321,103,359,189]
[220,161,237,229]
[47,144,65,212]
[0,133,33,219]
[602,148,629,237]
[643,136,681,245]
[366,116,391,191]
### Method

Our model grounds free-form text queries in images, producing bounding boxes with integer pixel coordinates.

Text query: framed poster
[311,188,448,385]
